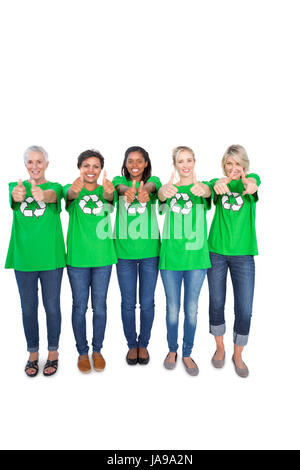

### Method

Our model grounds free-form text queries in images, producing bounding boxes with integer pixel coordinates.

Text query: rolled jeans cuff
[210,323,226,337]
[48,345,59,351]
[233,332,249,346]
[27,346,39,353]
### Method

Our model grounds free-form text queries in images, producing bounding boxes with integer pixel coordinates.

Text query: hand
[137,181,150,203]
[124,180,137,203]
[30,180,44,202]
[241,170,258,195]
[190,171,210,197]
[102,170,115,195]
[12,179,26,202]
[160,171,178,199]
[213,175,232,195]
[71,171,84,197]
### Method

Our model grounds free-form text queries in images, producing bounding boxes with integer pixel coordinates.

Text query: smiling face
[224,155,244,179]
[79,156,102,184]
[174,149,195,179]
[125,151,148,181]
[25,151,49,184]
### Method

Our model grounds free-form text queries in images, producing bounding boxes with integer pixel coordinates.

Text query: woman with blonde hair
[207,145,261,377]
[158,146,211,376]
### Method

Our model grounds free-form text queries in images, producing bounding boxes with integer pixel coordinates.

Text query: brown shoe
[78,354,91,374]
[92,352,106,371]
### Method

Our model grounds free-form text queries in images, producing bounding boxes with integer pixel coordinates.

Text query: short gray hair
[24,145,48,163]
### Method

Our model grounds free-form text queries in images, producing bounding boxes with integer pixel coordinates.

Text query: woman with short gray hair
[5,146,65,377]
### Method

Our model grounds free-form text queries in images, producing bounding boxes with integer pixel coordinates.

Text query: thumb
[241,169,247,184]
[31,179,36,187]
[18,179,23,187]
[132,179,137,191]
[80,167,85,183]
[102,170,107,183]
[225,174,233,184]
[169,170,175,185]
[139,181,144,191]
[193,171,197,185]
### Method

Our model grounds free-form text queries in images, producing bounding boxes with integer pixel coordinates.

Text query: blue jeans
[116,257,159,349]
[14,268,63,353]
[160,269,207,357]
[67,265,112,355]
[207,252,255,346]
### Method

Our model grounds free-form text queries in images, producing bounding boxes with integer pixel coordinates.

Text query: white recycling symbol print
[20,197,46,218]
[170,193,193,215]
[124,196,147,215]
[79,194,104,215]
[222,192,244,212]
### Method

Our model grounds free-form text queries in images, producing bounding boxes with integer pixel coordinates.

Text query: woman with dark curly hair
[112,146,161,366]
[64,149,117,373]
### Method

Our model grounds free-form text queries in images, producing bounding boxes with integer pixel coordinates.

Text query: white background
[0,0,299,450]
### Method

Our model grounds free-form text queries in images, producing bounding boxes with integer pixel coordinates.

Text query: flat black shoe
[138,349,150,365]
[43,359,58,377]
[126,350,138,365]
[25,360,39,378]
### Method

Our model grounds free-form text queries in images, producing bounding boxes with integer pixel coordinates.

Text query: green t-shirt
[112,175,162,260]
[63,185,118,268]
[5,180,66,271]
[208,173,261,256]
[159,183,211,271]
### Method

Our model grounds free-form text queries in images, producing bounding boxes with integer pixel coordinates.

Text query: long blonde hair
[172,146,195,165]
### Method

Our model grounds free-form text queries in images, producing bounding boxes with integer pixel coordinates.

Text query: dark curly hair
[77,149,104,169]
[121,146,152,183]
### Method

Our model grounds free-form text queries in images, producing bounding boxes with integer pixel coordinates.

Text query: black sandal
[43,359,58,377]
[25,360,39,378]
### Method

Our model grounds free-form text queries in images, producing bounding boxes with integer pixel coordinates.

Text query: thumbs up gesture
[190,171,210,197]
[71,170,85,198]
[137,181,150,203]
[30,179,45,202]
[12,179,26,202]
[160,170,178,200]
[124,179,137,203]
[102,170,115,202]
[213,174,233,195]
[241,170,258,195]
[102,170,115,195]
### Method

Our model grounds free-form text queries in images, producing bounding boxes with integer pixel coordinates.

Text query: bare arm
[43,190,57,203]
[143,182,156,194]
[67,187,79,201]
[115,184,129,195]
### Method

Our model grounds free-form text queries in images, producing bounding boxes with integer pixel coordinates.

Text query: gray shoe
[211,351,225,369]
[163,353,177,370]
[182,357,199,376]
[232,355,249,378]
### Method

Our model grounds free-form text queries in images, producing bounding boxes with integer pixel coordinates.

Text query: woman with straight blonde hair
[158,146,211,376]
[207,144,261,377]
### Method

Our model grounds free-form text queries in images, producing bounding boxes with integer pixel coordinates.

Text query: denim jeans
[67,265,112,355]
[116,257,159,349]
[14,268,64,353]
[160,269,207,357]
[207,252,255,346]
